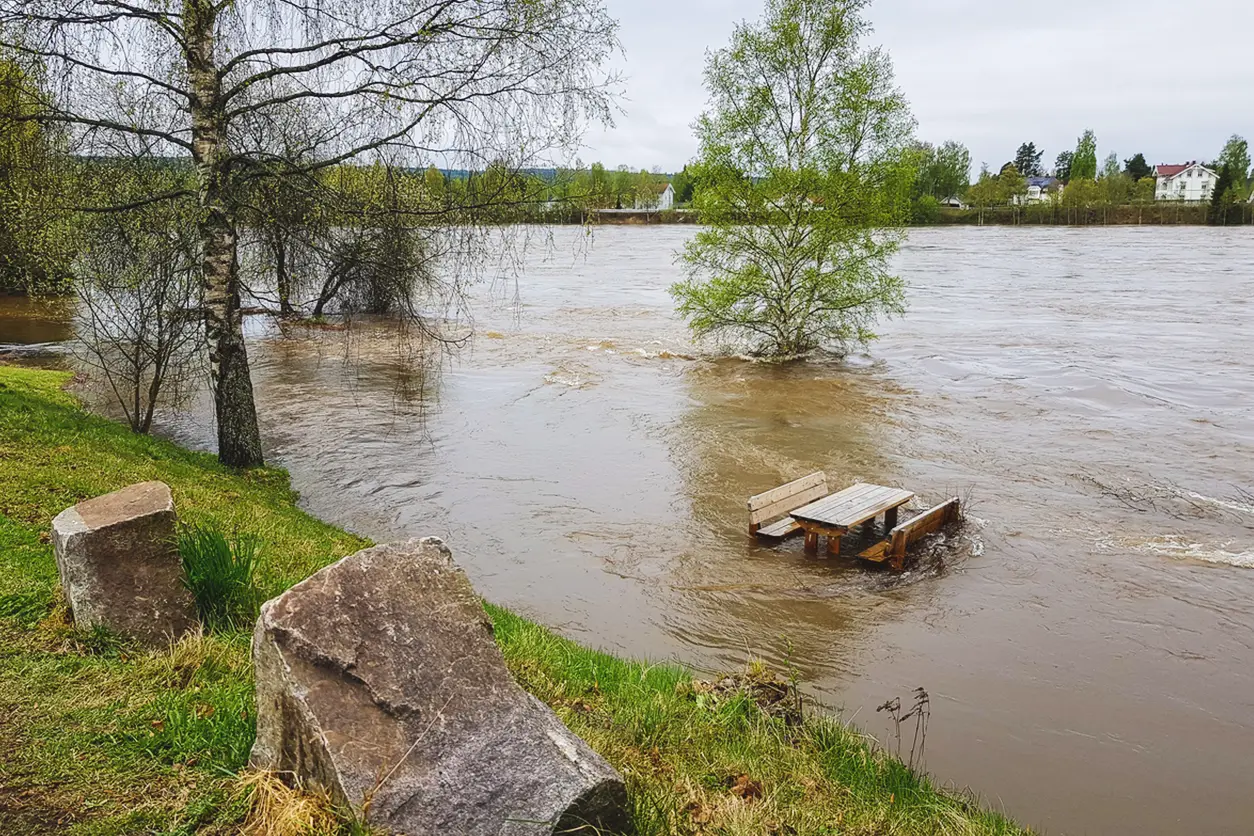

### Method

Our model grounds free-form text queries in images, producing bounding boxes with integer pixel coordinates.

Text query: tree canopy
[1071,130,1098,181]
[1054,150,1074,182]
[1014,142,1044,177]
[914,140,971,200]
[672,0,915,359]
[1123,153,1151,182]
[1217,135,1250,187]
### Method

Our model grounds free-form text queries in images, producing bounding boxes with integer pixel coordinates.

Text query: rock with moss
[50,480,197,646]
[250,538,628,836]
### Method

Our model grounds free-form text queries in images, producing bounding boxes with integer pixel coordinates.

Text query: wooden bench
[748,472,828,540]
[858,497,962,571]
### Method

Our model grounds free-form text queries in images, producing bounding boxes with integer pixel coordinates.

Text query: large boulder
[250,538,628,836]
[51,481,197,645]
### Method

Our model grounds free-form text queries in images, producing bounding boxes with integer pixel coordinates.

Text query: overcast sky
[581,0,1254,176]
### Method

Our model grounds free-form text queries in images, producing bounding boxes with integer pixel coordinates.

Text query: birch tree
[673,0,915,359]
[0,1,618,467]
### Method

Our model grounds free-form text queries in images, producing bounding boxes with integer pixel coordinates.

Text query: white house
[634,182,675,211]
[1015,176,1063,205]
[1154,162,1218,202]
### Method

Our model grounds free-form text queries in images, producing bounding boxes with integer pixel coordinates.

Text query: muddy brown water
[3,226,1253,835]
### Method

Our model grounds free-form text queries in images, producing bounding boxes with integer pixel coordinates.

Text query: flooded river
[4,226,1253,835]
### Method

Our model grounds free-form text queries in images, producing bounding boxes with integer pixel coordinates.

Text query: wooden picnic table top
[790,483,915,530]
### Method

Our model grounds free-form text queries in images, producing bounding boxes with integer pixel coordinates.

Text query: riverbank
[932,204,1254,226]
[0,364,1024,834]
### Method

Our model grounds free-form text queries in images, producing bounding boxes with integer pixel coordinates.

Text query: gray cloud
[582,0,1254,174]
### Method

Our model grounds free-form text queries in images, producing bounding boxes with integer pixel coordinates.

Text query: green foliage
[0,49,75,295]
[178,526,263,633]
[1062,177,1099,213]
[674,0,914,359]
[1208,163,1242,225]
[998,163,1027,204]
[1054,150,1074,182]
[1216,134,1250,188]
[1014,141,1044,177]
[1071,130,1098,181]
[914,139,971,200]
[671,165,696,204]
[1124,153,1152,181]
[911,194,941,224]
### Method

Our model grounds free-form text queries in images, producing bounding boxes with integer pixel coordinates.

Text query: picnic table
[790,483,915,557]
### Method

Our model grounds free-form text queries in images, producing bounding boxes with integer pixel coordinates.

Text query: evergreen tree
[1054,151,1074,182]
[1123,153,1151,182]
[1209,164,1235,225]
[1014,142,1044,177]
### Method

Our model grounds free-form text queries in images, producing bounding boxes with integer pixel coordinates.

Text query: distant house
[1153,162,1217,202]
[939,195,967,209]
[634,182,675,211]
[1021,176,1063,204]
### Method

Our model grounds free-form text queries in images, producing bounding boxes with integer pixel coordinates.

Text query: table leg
[804,531,819,553]
[885,506,899,531]
[827,533,842,558]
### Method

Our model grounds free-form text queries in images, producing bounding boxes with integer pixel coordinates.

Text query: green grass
[0,365,1028,834]
[178,525,263,633]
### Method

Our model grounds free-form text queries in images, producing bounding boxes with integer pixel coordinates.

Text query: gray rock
[50,481,197,645]
[250,538,628,836]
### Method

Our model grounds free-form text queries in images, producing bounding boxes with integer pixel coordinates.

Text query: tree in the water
[672,0,914,360]
[1,0,619,467]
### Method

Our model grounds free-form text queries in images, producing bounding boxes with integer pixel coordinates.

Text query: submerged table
[789,483,915,557]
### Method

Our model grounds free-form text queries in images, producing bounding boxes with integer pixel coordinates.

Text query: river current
[4,225,1253,835]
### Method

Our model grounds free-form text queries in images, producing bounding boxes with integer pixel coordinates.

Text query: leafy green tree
[1100,152,1121,179]
[672,0,914,359]
[1216,135,1250,188]
[1124,153,1151,182]
[671,165,696,204]
[1054,150,1074,182]
[0,49,73,294]
[911,193,940,224]
[965,165,998,223]
[1062,177,1098,223]
[913,140,970,200]
[1071,130,1098,180]
[1014,142,1044,177]
[998,163,1027,203]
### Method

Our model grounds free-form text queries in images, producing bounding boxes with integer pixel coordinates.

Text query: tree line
[910,131,1253,225]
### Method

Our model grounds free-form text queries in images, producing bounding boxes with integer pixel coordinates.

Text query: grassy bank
[0,365,1027,835]
[929,203,1254,226]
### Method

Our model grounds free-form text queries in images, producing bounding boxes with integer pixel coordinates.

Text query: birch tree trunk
[186,0,264,468]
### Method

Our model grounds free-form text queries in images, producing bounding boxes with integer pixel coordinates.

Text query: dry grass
[238,772,344,836]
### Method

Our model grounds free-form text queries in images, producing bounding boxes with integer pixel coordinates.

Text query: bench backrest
[748,472,828,532]
[889,497,961,559]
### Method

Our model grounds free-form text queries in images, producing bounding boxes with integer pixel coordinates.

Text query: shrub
[911,195,941,225]
[179,525,262,632]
